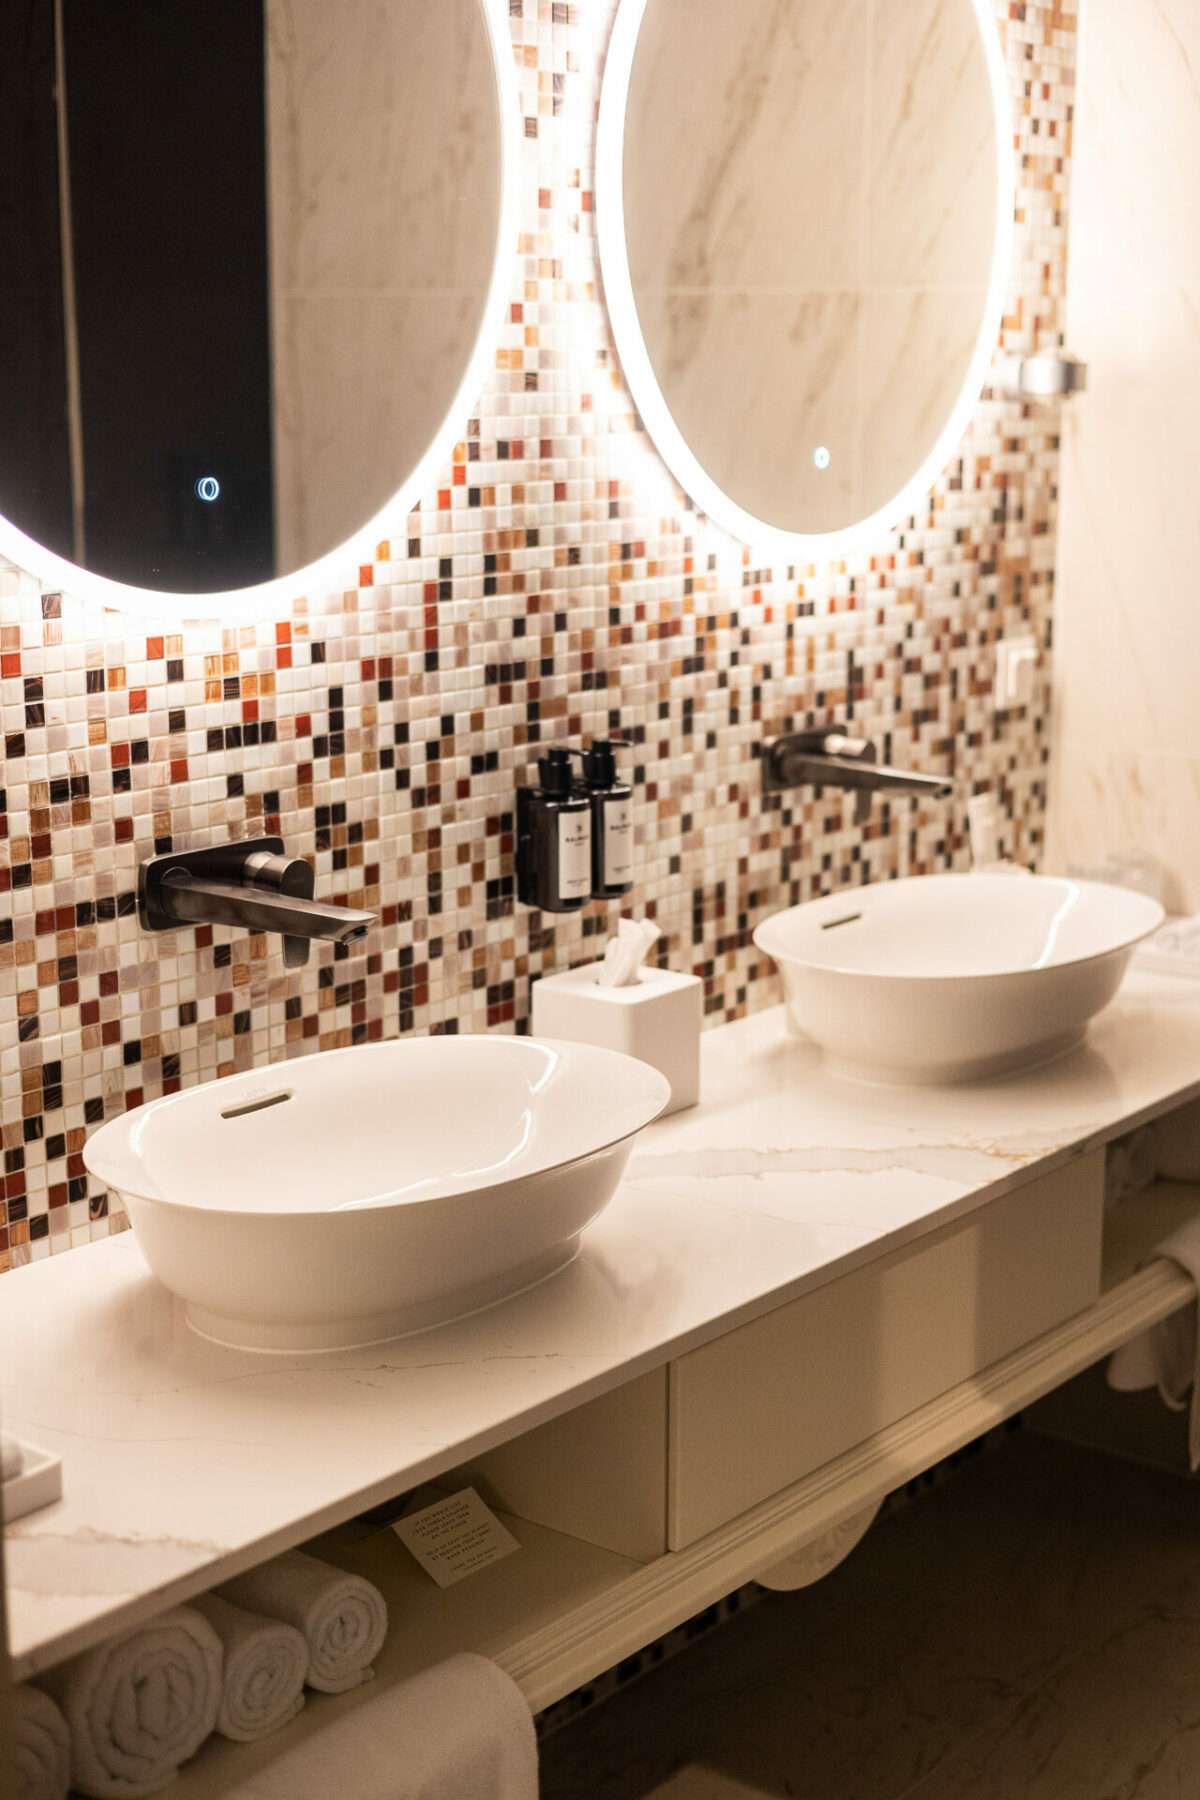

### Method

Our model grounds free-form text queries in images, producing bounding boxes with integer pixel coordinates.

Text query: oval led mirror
[0,0,517,616]
[597,0,1013,558]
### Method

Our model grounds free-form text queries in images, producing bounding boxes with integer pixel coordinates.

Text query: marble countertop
[6,970,1200,1680]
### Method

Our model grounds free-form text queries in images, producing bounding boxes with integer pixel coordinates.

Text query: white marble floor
[540,1433,1200,1800]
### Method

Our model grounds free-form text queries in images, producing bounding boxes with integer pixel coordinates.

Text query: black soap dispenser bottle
[581,738,634,900]
[516,747,593,912]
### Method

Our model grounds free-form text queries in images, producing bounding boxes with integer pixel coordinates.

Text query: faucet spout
[762,730,953,824]
[816,758,954,801]
[159,872,374,946]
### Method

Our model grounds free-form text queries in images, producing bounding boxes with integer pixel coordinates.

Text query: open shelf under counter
[1023,1178,1200,1469]
[164,1497,643,1799]
[1102,1179,1200,1290]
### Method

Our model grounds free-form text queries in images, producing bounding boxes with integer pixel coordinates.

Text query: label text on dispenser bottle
[558,813,591,901]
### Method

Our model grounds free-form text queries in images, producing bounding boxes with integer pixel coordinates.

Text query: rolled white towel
[217,1550,387,1694]
[38,1605,222,1798]
[221,1654,537,1800]
[190,1591,308,1742]
[2,1430,26,1480]
[13,1682,71,1800]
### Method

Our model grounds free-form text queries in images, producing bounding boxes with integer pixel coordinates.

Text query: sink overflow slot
[820,912,863,931]
[220,1089,293,1120]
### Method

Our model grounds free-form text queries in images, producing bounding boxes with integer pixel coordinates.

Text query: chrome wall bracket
[998,352,1088,402]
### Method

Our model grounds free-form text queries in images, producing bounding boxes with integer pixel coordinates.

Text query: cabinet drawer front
[668,1150,1104,1548]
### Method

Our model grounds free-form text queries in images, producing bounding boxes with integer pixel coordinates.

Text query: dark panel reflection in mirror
[0,0,501,595]
[0,0,73,561]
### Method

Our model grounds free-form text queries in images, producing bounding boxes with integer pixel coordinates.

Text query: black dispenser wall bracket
[515,748,593,913]
[516,739,637,911]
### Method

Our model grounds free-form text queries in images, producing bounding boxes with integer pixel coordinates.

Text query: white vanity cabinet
[454,1150,1107,1557]
[666,1151,1105,1546]
[9,985,1200,1794]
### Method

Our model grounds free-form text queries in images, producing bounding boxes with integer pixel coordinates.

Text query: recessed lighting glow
[812,446,831,471]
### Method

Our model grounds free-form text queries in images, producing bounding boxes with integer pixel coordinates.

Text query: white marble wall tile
[624,0,868,295]
[266,0,498,293]
[634,291,862,533]
[860,287,987,506]
[1050,737,1200,916]
[1048,0,1200,906]
[622,0,1002,536]
[865,0,995,288]
[266,0,498,569]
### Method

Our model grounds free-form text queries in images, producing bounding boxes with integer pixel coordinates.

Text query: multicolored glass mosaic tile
[0,0,1077,1268]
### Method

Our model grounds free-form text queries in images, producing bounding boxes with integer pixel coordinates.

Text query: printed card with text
[393,1487,521,1588]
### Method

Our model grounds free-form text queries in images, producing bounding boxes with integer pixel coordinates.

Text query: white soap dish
[1,1438,63,1522]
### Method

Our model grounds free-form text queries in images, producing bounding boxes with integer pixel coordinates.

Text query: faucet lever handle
[241,849,315,901]
[239,851,315,967]
[822,732,874,762]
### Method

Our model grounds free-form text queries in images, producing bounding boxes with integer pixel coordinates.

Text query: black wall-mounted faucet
[762,730,954,826]
[139,837,375,968]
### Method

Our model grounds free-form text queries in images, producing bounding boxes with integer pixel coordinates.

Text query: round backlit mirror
[0,0,517,615]
[597,0,1013,558]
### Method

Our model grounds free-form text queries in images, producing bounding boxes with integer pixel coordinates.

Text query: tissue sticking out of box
[597,917,661,988]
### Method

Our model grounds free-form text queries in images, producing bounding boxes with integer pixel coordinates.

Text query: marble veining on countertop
[5,971,1200,1680]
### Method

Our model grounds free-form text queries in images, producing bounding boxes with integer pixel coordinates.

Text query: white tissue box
[532,963,702,1115]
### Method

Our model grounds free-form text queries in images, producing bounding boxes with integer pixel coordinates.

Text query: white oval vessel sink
[83,1037,670,1352]
[753,873,1163,1085]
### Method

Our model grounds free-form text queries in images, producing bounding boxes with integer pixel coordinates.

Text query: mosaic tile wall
[0,0,1076,1270]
